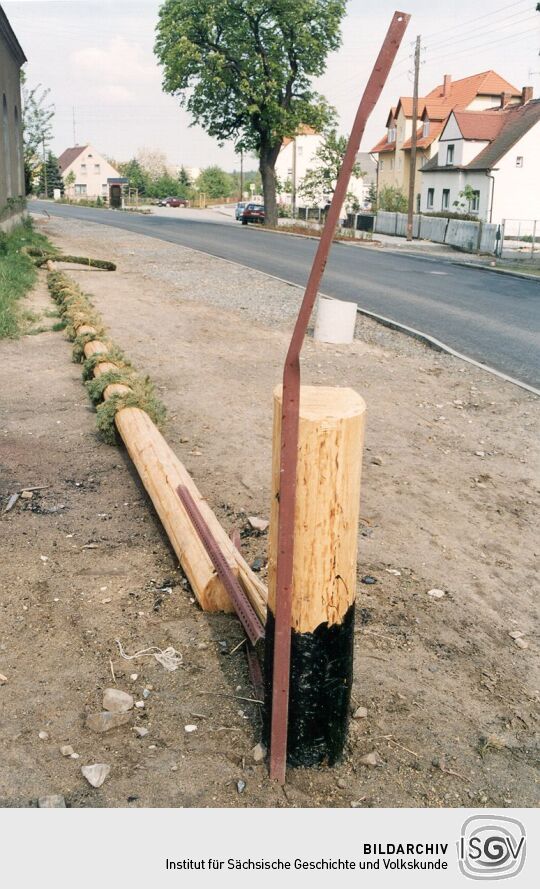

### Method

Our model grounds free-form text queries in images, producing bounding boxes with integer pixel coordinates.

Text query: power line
[425,11,539,53]
[421,0,530,41]
[425,26,538,65]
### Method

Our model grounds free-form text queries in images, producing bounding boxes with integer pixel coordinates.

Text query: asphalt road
[32,200,540,390]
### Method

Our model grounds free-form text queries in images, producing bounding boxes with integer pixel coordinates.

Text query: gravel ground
[0,213,537,810]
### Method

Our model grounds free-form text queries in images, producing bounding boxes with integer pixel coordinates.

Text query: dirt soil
[0,214,538,809]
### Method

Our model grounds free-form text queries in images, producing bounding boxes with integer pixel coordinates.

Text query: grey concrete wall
[418,216,449,243]
[0,28,25,225]
[374,211,398,235]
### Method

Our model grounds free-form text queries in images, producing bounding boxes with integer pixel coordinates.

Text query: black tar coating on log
[263,604,355,767]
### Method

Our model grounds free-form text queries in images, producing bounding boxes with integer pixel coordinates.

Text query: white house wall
[420,169,490,219]
[63,146,121,199]
[491,122,540,223]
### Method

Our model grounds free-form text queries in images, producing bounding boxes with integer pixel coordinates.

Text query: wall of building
[420,169,490,220]
[276,132,366,207]
[63,146,121,200]
[0,29,25,229]
[491,122,540,223]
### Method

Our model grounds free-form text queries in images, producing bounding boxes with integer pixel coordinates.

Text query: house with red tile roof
[371,71,523,211]
[419,94,539,224]
[58,144,123,202]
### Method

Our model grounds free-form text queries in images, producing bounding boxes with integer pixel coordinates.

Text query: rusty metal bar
[269,10,411,784]
[176,485,265,646]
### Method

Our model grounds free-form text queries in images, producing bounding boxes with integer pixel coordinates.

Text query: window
[94,164,100,173]
[102,183,108,195]
[471,190,480,212]
[516,156,523,167]
[297,145,303,157]
[422,119,430,138]
[427,188,434,209]
[441,189,450,210]
[388,127,396,143]
[380,159,384,170]
[446,144,455,165]
[74,184,87,195]
[390,157,394,170]
[80,163,87,174]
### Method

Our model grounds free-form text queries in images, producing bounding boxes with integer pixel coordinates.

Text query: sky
[4,0,540,171]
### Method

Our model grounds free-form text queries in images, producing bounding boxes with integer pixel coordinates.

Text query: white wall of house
[420,169,490,219]
[63,146,120,199]
[275,132,366,207]
[491,122,540,222]
[467,95,518,111]
[275,132,323,194]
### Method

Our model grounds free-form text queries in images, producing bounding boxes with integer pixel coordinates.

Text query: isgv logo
[458,815,526,880]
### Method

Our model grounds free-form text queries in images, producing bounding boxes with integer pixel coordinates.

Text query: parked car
[234,201,247,220]
[240,203,265,225]
[158,196,188,207]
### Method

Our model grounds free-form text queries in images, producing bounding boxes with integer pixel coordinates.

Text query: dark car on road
[241,203,265,225]
[158,196,188,207]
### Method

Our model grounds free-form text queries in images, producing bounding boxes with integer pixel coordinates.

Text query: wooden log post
[264,385,366,766]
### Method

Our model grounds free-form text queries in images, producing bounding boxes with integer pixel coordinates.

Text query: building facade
[371,71,522,212]
[275,126,372,211]
[420,95,539,224]
[58,144,123,201]
[0,4,26,231]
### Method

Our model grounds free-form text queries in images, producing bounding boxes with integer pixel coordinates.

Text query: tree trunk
[260,142,281,227]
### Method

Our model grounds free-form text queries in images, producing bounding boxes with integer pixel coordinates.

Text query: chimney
[522,86,533,104]
[500,91,512,108]
[443,74,451,97]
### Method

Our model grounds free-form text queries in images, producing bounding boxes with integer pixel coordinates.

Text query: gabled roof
[453,110,506,141]
[0,5,26,66]
[281,124,318,149]
[421,100,540,172]
[402,120,445,150]
[425,70,520,105]
[372,70,521,153]
[467,99,540,170]
[58,146,88,173]
[370,134,395,154]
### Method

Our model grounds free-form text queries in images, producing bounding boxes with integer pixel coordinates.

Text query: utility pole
[239,149,244,201]
[42,136,48,198]
[406,35,421,241]
[291,136,297,219]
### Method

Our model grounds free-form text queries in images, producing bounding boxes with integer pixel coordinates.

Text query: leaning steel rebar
[269,10,411,784]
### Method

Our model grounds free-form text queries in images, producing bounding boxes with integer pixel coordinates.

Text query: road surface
[32,201,540,390]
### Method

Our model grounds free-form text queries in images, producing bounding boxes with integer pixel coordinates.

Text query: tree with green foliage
[154,0,346,225]
[118,158,150,196]
[38,151,64,198]
[21,81,55,195]
[196,166,233,199]
[298,130,363,207]
[453,185,477,214]
[152,172,184,199]
[378,185,408,213]
[367,182,377,210]
[178,166,191,187]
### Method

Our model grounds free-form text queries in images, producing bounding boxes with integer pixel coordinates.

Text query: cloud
[70,37,160,90]
[94,85,136,104]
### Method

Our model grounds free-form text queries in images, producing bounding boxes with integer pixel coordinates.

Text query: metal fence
[499,219,539,259]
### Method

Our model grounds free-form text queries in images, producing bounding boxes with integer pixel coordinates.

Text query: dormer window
[446,144,455,165]
[422,119,430,138]
[388,126,396,143]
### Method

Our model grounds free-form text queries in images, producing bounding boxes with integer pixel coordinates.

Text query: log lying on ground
[80,331,267,620]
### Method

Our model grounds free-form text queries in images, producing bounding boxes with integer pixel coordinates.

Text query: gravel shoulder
[0,213,538,809]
